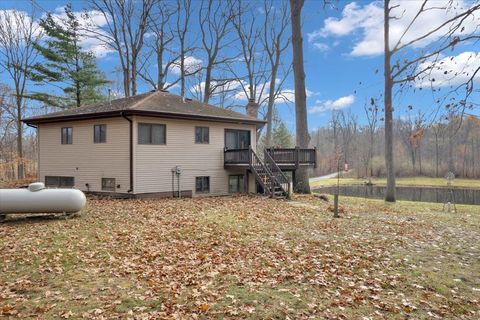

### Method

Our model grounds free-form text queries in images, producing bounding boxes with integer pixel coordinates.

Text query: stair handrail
[264,150,290,197]
[249,146,282,196]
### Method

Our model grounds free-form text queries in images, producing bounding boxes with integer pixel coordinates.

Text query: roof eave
[22,110,267,127]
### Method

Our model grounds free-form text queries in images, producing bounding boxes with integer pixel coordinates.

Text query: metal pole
[333,194,339,218]
[334,155,340,218]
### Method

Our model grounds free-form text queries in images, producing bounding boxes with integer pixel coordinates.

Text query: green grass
[311,176,480,188]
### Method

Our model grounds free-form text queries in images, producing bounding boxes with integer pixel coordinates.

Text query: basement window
[102,178,116,192]
[195,176,210,194]
[45,176,74,188]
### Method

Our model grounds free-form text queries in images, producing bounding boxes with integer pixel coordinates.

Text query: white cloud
[313,42,330,52]
[415,51,480,88]
[169,56,203,75]
[311,1,480,57]
[0,9,42,39]
[309,94,355,114]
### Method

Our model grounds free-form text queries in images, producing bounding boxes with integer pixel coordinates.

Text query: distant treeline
[310,111,480,179]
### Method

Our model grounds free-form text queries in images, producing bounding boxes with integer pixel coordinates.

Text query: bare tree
[0,84,16,167]
[398,112,425,174]
[329,111,341,173]
[263,0,291,147]
[87,0,156,97]
[430,121,447,177]
[199,0,236,103]
[0,9,41,179]
[363,98,379,176]
[230,0,268,115]
[138,1,178,91]
[175,0,198,97]
[382,0,480,201]
[289,0,310,193]
[338,110,358,168]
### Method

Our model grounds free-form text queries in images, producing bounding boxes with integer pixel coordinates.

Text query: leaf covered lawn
[1,195,479,319]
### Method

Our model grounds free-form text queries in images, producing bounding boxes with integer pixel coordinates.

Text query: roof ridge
[130,91,159,110]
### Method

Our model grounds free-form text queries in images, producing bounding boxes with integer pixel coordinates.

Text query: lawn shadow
[0,213,79,225]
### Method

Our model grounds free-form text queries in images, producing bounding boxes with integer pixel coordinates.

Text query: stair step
[249,148,290,200]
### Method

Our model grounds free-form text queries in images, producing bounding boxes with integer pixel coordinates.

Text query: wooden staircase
[248,147,291,199]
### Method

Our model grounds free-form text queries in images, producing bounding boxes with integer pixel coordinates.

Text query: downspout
[121,112,134,193]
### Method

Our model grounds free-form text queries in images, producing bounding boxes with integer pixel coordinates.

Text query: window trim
[195,126,210,144]
[138,123,167,145]
[195,176,210,194]
[94,124,107,143]
[101,177,116,192]
[61,127,72,144]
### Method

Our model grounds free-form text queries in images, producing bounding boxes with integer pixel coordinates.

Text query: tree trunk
[384,0,396,202]
[369,131,374,176]
[435,133,439,177]
[75,52,81,108]
[180,49,185,97]
[410,149,416,172]
[418,146,422,175]
[131,59,137,96]
[265,66,278,147]
[448,134,455,173]
[16,101,24,179]
[157,43,164,89]
[289,0,310,194]
[123,67,130,97]
[203,63,212,103]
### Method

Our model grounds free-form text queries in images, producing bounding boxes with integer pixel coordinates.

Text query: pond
[312,185,480,205]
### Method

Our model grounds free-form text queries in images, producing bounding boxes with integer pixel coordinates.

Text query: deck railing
[266,147,317,167]
[224,148,250,165]
[224,147,316,168]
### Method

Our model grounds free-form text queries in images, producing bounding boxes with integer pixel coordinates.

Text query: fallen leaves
[0,195,479,319]
[1,304,18,316]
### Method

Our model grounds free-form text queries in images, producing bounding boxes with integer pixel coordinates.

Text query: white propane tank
[0,182,87,214]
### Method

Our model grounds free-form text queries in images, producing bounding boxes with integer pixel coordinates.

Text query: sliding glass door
[225,129,250,149]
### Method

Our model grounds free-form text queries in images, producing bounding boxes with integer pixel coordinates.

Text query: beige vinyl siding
[38,118,130,193]
[133,116,257,196]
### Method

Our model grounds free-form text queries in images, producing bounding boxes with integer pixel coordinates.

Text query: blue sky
[1,0,479,133]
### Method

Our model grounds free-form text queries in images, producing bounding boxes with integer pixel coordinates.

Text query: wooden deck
[224,147,316,170]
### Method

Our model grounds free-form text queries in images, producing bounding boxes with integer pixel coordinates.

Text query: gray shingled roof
[23,91,265,126]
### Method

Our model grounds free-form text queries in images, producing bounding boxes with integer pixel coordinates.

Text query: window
[195,126,209,144]
[138,123,166,145]
[195,176,210,193]
[94,124,107,143]
[225,129,250,149]
[61,127,72,144]
[102,178,116,191]
[45,176,74,188]
[229,175,245,193]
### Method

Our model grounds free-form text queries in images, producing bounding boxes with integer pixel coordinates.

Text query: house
[23,90,316,198]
